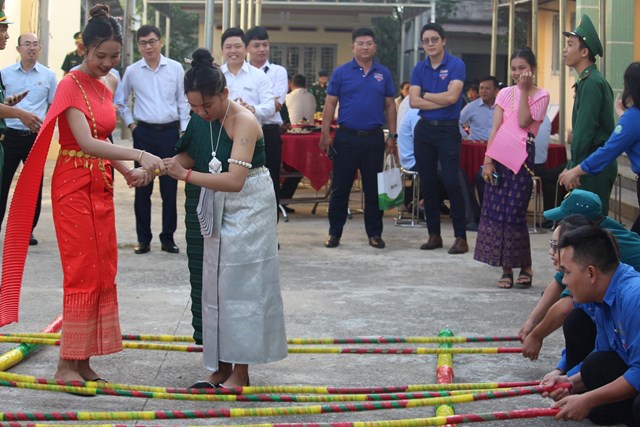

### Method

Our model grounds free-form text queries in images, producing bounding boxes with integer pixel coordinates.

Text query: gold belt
[57,148,112,189]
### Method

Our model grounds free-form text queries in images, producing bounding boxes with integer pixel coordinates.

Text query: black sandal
[497,273,513,289]
[515,271,533,288]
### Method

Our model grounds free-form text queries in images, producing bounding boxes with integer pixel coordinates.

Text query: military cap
[74,31,82,42]
[0,0,13,25]
[318,70,329,77]
[563,14,603,57]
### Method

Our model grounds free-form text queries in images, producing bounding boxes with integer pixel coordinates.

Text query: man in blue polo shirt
[409,22,467,254]
[545,225,640,425]
[319,27,396,249]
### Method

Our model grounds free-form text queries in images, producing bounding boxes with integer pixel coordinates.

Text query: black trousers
[132,124,179,245]
[328,128,384,238]
[262,124,282,217]
[0,130,41,231]
[581,351,640,426]
[563,307,597,372]
[632,178,640,235]
[413,120,466,239]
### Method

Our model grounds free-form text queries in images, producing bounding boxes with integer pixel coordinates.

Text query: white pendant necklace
[208,100,231,173]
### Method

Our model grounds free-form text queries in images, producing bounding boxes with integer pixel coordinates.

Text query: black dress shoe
[134,243,150,254]
[368,236,385,249]
[324,235,340,248]
[29,234,38,246]
[161,242,180,253]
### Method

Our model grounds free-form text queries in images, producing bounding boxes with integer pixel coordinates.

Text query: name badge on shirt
[439,69,449,80]
[373,72,383,82]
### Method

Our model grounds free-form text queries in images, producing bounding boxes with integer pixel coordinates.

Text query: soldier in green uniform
[309,69,329,113]
[562,14,616,215]
[0,1,43,202]
[61,32,84,75]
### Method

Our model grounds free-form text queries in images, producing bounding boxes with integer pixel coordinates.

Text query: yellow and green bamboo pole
[0,316,62,372]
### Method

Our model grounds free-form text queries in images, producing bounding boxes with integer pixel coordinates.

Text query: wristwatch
[387,133,398,139]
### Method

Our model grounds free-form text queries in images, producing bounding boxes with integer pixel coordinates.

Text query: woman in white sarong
[164,48,287,388]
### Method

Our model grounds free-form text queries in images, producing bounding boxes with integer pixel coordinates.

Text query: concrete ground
[0,143,610,426]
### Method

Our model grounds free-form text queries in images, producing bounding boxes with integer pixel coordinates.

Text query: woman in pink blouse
[474,47,550,289]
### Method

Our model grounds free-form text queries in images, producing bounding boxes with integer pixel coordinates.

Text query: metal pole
[507,0,515,86]
[240,0,246,29]
[559,0,566,145]
[413,14,420,67]
[222,0,230,32]
[155,10,160,28]
[142,0,148,25]
[230,0,237,28]
[37,0,50,67]
[490,0,498,76]
[165,16,171,58]
[255,0,262,26]
[205,0,215,51]
[430,0,436,22]
[123,0,136,70]
[399,18,406,83]
[531,0,538,54]
[248,0,254,30]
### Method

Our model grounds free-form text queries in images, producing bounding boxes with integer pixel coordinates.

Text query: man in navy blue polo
[409,22,468,254]
[319,27,397,249]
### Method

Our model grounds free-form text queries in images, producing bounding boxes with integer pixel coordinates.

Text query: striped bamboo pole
[434,329,455,426]
[0,376,519,402]
[0,333,520,345]
[0,370,542,395]
[0,337,524,354]
[0,408,561,427]
[0,316,62,371]
[0,385,565,421]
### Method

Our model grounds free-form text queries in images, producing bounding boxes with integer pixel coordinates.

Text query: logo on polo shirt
[439,69,449,80]
[373,72,384,82]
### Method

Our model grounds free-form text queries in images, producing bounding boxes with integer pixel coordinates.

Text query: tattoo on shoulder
[239,136,249,146]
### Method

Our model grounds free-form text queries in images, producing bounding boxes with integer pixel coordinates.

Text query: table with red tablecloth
[460,140,568,183]
[281,131,332,191]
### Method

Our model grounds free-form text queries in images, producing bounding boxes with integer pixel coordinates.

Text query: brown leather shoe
[448,238,469,254]
[324,235,340,248]
[420,234,443,250]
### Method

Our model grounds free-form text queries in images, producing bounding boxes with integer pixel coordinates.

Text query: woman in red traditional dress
[0,4,165,384]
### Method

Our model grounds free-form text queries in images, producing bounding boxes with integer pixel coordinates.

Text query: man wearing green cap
[61,32,84,75]
[562,14,616,216]
[0,1,44,203]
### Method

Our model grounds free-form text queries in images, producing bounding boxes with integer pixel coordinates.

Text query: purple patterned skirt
[474,139,535,268]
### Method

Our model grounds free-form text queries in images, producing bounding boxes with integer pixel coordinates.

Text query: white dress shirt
[1,62,57,131]
[121,55,190,131]
[254,60,288,125]
[285,88,316,125]
[221,61,275,125]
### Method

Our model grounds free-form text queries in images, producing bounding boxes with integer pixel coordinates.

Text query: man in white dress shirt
[285,74,316,125]
[121,25,190,254]
[0,32,56,245]
[245,26,286,216]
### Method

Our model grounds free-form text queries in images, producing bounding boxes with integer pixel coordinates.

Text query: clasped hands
[125,152,166,188]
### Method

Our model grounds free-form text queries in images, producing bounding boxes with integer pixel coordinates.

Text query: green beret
[563,14,603,57]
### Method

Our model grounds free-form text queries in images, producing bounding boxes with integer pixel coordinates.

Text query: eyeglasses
[138,38,159,47]
[549,239,558,251]
[422,37,441,45]
[20,42,39,48]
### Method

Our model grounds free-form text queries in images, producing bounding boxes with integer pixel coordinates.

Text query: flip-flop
[497,273,513,289]
[515,271,533,288]
[86,378,108,383]
[189,380,217,389]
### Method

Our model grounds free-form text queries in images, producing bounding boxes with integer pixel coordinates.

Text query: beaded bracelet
[228,158,252,169]
[185,169,193,183]
[138,150,146,163]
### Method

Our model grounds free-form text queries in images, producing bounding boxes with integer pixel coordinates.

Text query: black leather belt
[420,119,459,127]
[338,125,383,138]
[137,120,180,131]
[6,128,36,137]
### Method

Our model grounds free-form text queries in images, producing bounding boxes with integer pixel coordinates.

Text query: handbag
[377,154,404,210]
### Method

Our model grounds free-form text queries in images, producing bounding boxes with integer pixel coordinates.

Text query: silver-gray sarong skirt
[201,167,287,371]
